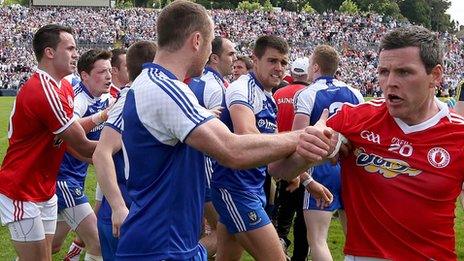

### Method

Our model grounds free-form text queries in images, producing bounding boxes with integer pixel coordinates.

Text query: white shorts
[0,193,58,241]
[0,193,57,225]
[58,202,93,230]
[345,255,390,261]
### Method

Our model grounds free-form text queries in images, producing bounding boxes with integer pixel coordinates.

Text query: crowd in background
[0,5,463,95]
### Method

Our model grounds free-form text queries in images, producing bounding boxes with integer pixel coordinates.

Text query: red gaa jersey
[327,98,464,260]
[0,70,75,202]
[273,83,306,132]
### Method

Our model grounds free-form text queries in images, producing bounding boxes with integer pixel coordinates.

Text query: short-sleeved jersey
[273,82,307,132]
[63,73,81,88]
[211,72,277,192]
[0,70,75,201]
[57,82,111,183]
[327,99,464,260]
[98,87,131,225]
[116,63,214,260]
[294,77,364,184]
[189,67,232,189]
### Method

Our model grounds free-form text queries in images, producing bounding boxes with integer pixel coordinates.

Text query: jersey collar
[143,63,178,80]
[79,82,103,100]
[204,66,225,83]
[249,72,265,91]
[393,97,449,134]
[36,68,62,88]
[314,76,334,83]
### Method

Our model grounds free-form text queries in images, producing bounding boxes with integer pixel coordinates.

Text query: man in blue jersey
[210,35,307,261]
[53,49,114,261]
[93,40,157,261]
[188,36,236,257]
[115,1,335,260]
[293,44,364,261]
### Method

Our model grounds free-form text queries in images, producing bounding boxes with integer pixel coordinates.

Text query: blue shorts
[205,187,212,203]
[211,187,270,234]
[98,220,118,261]
[303,164,342,211]
[56,179,88,211]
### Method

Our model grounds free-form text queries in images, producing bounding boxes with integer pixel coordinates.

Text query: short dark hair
[126,41,157,81]
[253,35,289,59]
[235,55,253,70]
[212,36,224,56]
[313,45,339,77]
[77,49,112,75]
[111,48,126,69]
[157,0,212,52]
[379,26,443,74]
[32,24,74,62]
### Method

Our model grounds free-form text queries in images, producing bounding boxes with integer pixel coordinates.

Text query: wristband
[301,177,314,187]
[328,134,347,158]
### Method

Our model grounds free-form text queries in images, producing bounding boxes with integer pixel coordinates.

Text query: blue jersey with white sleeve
[97,87,131,224]
[211,72,277,192]
[295,76,363,210]
[116,63,214,260]
[57,82,111,183]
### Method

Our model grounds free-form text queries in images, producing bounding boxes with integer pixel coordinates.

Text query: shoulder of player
[447,112,464,125]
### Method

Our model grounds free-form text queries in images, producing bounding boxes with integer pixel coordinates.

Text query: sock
[84,253,103,261]
[64,240,85,261]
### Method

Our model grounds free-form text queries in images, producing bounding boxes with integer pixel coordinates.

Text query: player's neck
[112,78,125,89]
[37,62,64,84]
[403,96,440,126]
[154,51,188,81]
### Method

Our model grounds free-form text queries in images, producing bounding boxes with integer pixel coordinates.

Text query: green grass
[0,96,462,260]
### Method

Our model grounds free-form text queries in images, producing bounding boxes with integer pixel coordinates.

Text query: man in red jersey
[0,24,96,260]
[310,25,464,260]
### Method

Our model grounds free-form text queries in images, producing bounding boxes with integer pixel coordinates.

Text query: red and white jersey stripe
[0,70,76,202]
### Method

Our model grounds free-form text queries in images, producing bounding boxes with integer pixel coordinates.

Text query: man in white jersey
[113,1,336,260]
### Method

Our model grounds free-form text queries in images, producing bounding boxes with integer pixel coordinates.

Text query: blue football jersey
[97,88,132,224]
[57,82,111,183]
[211,72,277,192]
[294,76,364,185]
[116,63,214,260]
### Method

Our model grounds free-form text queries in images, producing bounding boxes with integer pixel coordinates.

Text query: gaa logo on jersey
[427,147,450,168]
[67,95,74,109]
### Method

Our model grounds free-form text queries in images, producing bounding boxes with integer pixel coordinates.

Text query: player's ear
[44,47,55,59]
[429,64,443,89]
[210,53,219,64]
[191,31,202,52]
[80,71,90,81]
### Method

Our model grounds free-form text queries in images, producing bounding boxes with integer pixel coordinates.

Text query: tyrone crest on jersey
[67,95,74,109]
[427,147,450,168]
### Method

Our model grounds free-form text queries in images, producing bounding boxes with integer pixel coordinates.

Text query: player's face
[190,22,214,78]
[218,39,236,77]
[53,32,78,79]
[232,60,248,80]
[84,59,112,96]
[253,48,288,91]
[378,46,442,125]
[113,54,130,86]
